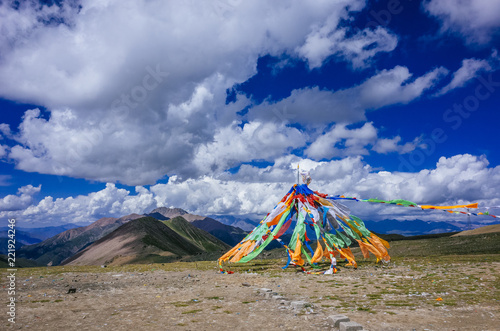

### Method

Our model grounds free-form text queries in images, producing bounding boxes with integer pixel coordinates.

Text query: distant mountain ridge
[0,223,80,243]
[18,206,490,267]
[18,214,143,266]
[62,216,229,266]
[147,207,206,222]
[147,207,247,246]
[209,214,260,231]
[211,214,472,237]
[363,219,463,236]
[16,208,238,266]
[149,207,189,218]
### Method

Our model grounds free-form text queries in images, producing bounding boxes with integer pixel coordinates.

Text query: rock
[329,315,350,327]
[264,292,278,299]
[290,301,308,309]
[339,321,363,331]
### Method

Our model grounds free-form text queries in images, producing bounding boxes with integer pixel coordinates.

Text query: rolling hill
[62,217,215,266]
[452,223,500,237]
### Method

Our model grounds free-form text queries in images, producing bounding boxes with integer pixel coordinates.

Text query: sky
[1,0,500,228]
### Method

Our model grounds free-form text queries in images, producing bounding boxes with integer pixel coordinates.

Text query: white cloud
[6,76,250,184]
[0,123,12,138]
[0,144,7,158]
[18,183,156,225]
[306,122,377,159]
[372,136,422,155]
[437,58,492,95]
[249,66,448,128]
[297,26,398,69]
[1,0,406,185]
[356,66,449,109]
[305,122,422,160]
[4,154,499,226]
[423,0,500,45]
[0,0,369,109]
[192,120,306,175]
[0,184,41,211]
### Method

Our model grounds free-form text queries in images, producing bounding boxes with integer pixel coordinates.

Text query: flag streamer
[218,174,497,274]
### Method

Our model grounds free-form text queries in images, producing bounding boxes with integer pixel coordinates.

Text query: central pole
[297,163,300,185]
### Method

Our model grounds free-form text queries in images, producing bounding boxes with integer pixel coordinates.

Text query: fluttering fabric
[218,183,390,274]
[218,181,498,274]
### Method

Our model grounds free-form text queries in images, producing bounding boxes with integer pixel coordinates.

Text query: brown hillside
[18,214,143,266]
[62,217,205,266]
[452,223,500,237]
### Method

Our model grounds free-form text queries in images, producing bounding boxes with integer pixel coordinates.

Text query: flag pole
[297,163,300,185]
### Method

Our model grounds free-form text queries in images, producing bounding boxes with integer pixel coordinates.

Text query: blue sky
[1,0,500,227]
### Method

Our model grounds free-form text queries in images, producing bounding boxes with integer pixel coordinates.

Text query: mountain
[62,217,207,266]
[147,207,247,246]
[0,229,41,248]
[12,224,80,241]
[18,214,142,266]
[0,223,82,254]
[162,216,231,252]
[147,207,202,221]
[190,218,247,246]
[209,214,260,231]
[363,219,463,236]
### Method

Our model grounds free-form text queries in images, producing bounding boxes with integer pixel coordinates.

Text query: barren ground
[2,255,499,331]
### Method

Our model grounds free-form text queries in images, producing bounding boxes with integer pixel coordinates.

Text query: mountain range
[11,205,499,268]
[208,214,260,231]
[17,214,143,265]
[16,208,244,267]
[62,216,229,266]
[214,215,500,237]
[362,219,463,236]
[0,223,80,255]
[146,207,247,246]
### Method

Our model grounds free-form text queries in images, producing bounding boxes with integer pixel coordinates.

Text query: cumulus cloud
[4,154,499,226]
[305,122,422,160]
[192,120,306,175]
[249,66,449,128]
[0,0,374,109]
[0,184,41,211]
[0,0,408,185]
[306,122,377,159]
[3,65,442,186]
[423,0,500,45]
[18,183,156,225]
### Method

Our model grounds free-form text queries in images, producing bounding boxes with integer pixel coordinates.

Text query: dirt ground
[2,255,499,331]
